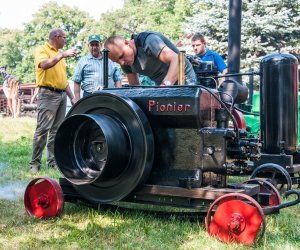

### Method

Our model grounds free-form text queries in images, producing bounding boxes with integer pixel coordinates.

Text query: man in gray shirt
[104,31,196,86]
[72,34,122,103]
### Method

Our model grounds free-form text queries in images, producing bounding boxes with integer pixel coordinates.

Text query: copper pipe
[178,51,185,85]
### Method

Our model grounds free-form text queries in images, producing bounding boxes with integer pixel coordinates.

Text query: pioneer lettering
[148,100,191,112]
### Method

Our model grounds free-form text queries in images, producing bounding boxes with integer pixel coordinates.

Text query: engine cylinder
[260,53,298,154]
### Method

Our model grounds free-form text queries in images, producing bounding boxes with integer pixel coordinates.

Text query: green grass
[0,117,299,249]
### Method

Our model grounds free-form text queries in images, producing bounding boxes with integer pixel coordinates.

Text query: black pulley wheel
[55,92,154,203]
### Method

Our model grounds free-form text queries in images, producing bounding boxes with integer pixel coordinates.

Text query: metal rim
[243,178,281,207]
[205,193,266,246]
[24,177,64,219]
[251,163,292,190]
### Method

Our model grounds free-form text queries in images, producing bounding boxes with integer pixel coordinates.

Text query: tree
[94,0,193,42]
[0,29,24,83]
[0,1,94,83]
[186,0,300,69]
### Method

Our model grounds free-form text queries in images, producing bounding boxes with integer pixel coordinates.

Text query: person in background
[191,32,227,84]
[72,34,122,102]
[104,31,196,86]
[0,68,21,118]
[29,28,77,174]
[3,77,20,118]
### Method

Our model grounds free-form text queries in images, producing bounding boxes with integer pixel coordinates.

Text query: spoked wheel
[206,193,266,246]
[24,177,64,219]
[243,178,281,207]
[251,163,292,191]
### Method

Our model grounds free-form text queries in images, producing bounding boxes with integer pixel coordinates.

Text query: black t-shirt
[122,32,196,85]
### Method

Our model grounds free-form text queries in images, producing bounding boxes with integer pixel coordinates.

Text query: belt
[40,86,65,93]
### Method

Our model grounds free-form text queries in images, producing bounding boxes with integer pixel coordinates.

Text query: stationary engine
[54,87,259,203]
[23,53,300,247]
[23,0,300,245]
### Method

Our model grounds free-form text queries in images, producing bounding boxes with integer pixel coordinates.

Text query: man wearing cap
[72,34,122,102]
[29,28,77,174]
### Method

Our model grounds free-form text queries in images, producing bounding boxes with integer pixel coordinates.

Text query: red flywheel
[24,177,64,219]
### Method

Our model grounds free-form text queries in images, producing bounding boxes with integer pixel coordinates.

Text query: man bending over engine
[104,31,196,86]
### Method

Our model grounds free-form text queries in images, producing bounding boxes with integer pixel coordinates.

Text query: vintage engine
[24,75,300,246]
[186,55,219,88]
[54,86,259,204]
[23,0,300,245]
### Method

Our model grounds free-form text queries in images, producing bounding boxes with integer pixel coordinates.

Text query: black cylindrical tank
[260,53,298,154]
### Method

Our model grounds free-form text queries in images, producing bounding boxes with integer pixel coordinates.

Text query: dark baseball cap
[88,34,101,43]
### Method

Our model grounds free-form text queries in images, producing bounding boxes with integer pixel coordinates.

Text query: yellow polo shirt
[35,42,68,89]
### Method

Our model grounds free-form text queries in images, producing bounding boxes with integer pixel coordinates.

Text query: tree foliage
[94,0,193,41]
[0,0,299,84]
[0,1,94,83]
[186,0,300,68]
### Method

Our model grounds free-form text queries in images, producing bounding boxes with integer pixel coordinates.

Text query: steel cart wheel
[24,177,64,219]
[251,163,292,191]
[205,193,266,246]
[243,178,281,207]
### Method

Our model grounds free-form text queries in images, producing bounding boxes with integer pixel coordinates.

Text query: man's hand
[71,97,79,105]
[62,48,77,58]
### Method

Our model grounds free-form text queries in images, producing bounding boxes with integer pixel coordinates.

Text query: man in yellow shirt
[29,28,77,174]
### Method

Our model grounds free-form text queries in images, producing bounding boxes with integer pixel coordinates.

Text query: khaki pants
[29,88,67,169]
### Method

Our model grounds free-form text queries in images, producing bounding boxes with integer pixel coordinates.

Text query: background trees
[186,0,300,68]
[0,0,299,84]
[0,1,93,83]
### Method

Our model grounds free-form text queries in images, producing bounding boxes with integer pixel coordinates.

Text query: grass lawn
[0,117,299,250]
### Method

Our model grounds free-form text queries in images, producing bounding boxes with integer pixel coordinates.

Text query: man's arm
[127,73,140,85]
[218,68,228,86]
[115,80,122,88]
[39,48,77,69]
[112,64,123,88]
[158,47,178,85]
[73,82,81,104]
[65,84,75,106]
[30,87,39,104]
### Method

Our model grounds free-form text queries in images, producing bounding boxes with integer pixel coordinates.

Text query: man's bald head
[104,35,136,66]
[49,28,65,41]
[104,35,125,47]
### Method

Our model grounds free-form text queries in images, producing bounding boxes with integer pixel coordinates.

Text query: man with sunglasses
[29,28,77,174]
